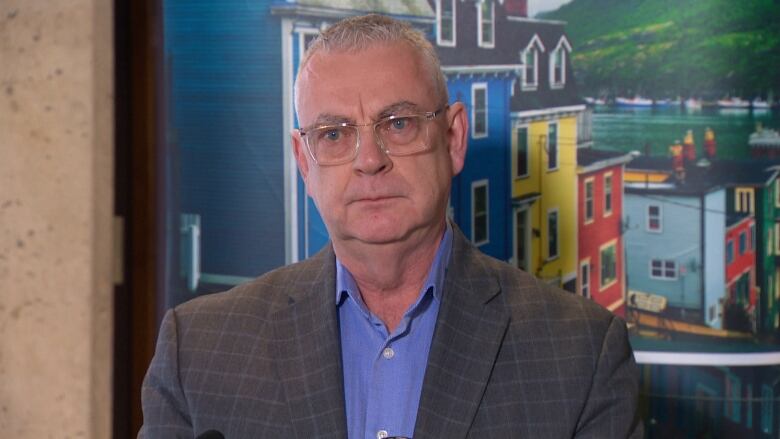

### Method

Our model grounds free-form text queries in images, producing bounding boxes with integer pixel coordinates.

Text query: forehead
[296,42,438,124]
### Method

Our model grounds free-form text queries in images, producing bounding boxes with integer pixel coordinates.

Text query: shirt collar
[336,220,453,307]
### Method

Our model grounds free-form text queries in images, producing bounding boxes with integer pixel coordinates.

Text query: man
[140,14,641,439]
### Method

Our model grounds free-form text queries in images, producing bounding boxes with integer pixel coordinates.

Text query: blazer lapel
[414,228,510,439]
[270,245,348,439]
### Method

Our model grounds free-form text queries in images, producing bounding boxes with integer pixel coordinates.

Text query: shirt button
[382,347,395,359]
[377,430,389,439]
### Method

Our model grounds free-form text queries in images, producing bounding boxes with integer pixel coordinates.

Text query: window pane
[548,211,558,258]
[548,123,558,169]
[516,128,528,176]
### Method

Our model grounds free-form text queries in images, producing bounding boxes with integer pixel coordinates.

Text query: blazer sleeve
[574,315,644,438]
[138,309,194,439]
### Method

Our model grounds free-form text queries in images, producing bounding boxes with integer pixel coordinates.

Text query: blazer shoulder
[172,248,334,327]
[474,249,619,330]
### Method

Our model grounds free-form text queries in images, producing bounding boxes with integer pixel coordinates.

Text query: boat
[583,97,606,106]
[654,98,681,107]
[752,99,771,110]
[684,98,702,110]
[717,97,750,109]
[615,96,653,107]
[749,128,780,148]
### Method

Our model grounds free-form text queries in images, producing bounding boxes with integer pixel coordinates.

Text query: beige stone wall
[0,0,114,437]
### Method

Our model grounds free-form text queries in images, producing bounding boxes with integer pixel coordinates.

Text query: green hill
[541,0,780,99]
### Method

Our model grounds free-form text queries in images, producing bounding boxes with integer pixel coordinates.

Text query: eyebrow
[303,101,424,131]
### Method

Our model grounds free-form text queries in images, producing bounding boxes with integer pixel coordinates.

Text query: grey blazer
[140,228,642,438]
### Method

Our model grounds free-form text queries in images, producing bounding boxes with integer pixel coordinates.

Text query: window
[298,30,319,62]
[762,385,773,434]
[600,241,617,289]
[769,228,774,256]
[650,259,677,280]
[647,204,662,232]
[580,260,591,298]
[477,1,495,48]
[522,49,537,89]
[551,47,565,87]
[472,83,488,138]
[776,179,780,208]
[776,223,780,255]
[515,126,528,178]
[726,240,734,264]
[739,231,747,255]
[547,122,558,170]
[584,178,594,223]
[472,180,489,245]
[725,374,741,423]
[547,209,559,260]
[436,0,456,46]
[736,188,754,213]
[750,223,755,251]
[604,173,613,216]
[521,35,544,90]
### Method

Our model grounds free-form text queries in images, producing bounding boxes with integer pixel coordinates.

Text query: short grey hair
[294,14,449,113]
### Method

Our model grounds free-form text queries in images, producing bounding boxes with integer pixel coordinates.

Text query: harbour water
[591,106,780,159]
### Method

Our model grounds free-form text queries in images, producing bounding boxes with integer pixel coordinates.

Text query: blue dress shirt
[336,223,452,439]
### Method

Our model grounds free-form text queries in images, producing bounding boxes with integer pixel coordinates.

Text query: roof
[625,156,780,196]
[577,148,633,174]
[433,0,582,112]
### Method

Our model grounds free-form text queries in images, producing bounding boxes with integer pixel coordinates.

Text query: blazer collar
[414,225,510,439]
[270,244,348,439]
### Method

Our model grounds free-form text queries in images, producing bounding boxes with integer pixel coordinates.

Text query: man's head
[291,14,468,250]
[294,14,449,112]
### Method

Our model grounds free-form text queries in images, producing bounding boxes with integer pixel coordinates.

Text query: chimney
[505,0,528,17]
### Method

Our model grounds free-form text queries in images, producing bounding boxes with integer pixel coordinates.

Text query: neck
[334,220,446,331]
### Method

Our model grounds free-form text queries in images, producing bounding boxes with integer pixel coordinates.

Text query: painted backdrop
[160,0,780,437]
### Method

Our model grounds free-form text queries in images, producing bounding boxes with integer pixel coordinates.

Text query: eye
[391,118,408,130]
[317,128,343,142]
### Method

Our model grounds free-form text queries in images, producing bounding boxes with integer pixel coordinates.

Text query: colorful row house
[576,149,633,317]
[623,156,778,333]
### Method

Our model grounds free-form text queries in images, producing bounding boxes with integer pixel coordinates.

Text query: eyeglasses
[299,106,448,166]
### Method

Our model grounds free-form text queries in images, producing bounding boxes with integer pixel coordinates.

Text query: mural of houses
[576,149,633,316]
[623,156,777,334]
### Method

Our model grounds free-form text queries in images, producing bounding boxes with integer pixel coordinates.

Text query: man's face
[292,42,467,247]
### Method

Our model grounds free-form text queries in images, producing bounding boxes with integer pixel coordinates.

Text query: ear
[291,130,312,194]
[445,102,468,176]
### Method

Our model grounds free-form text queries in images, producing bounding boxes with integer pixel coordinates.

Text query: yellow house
[510,111,581,292]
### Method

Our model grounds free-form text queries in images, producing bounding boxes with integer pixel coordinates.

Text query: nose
[352,126,392,175]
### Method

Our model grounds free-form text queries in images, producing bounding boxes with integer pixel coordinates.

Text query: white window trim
[583,177,595,224]
[649,258,678,280]
[547,122,559,171]
[603,172,614,217]
[547,207,559,261]
[471,179,489,246]
[599,239,618,291]
[775,223,780,255]
[548,36,571,89]
[297,28,319,63]
[647,204,663,233]
[775,179,780,208]
[477,0,495,49]
[471,83,488,139]
[436,0,456,47]
[514,125,529,178]
[580,259,591,298]
[520,35,544,91]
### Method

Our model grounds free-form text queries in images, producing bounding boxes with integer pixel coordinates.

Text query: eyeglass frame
[298,105,449,166]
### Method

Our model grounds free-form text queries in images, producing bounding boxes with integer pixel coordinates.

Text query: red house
[577,149,633,316]
[725,214,757,317]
